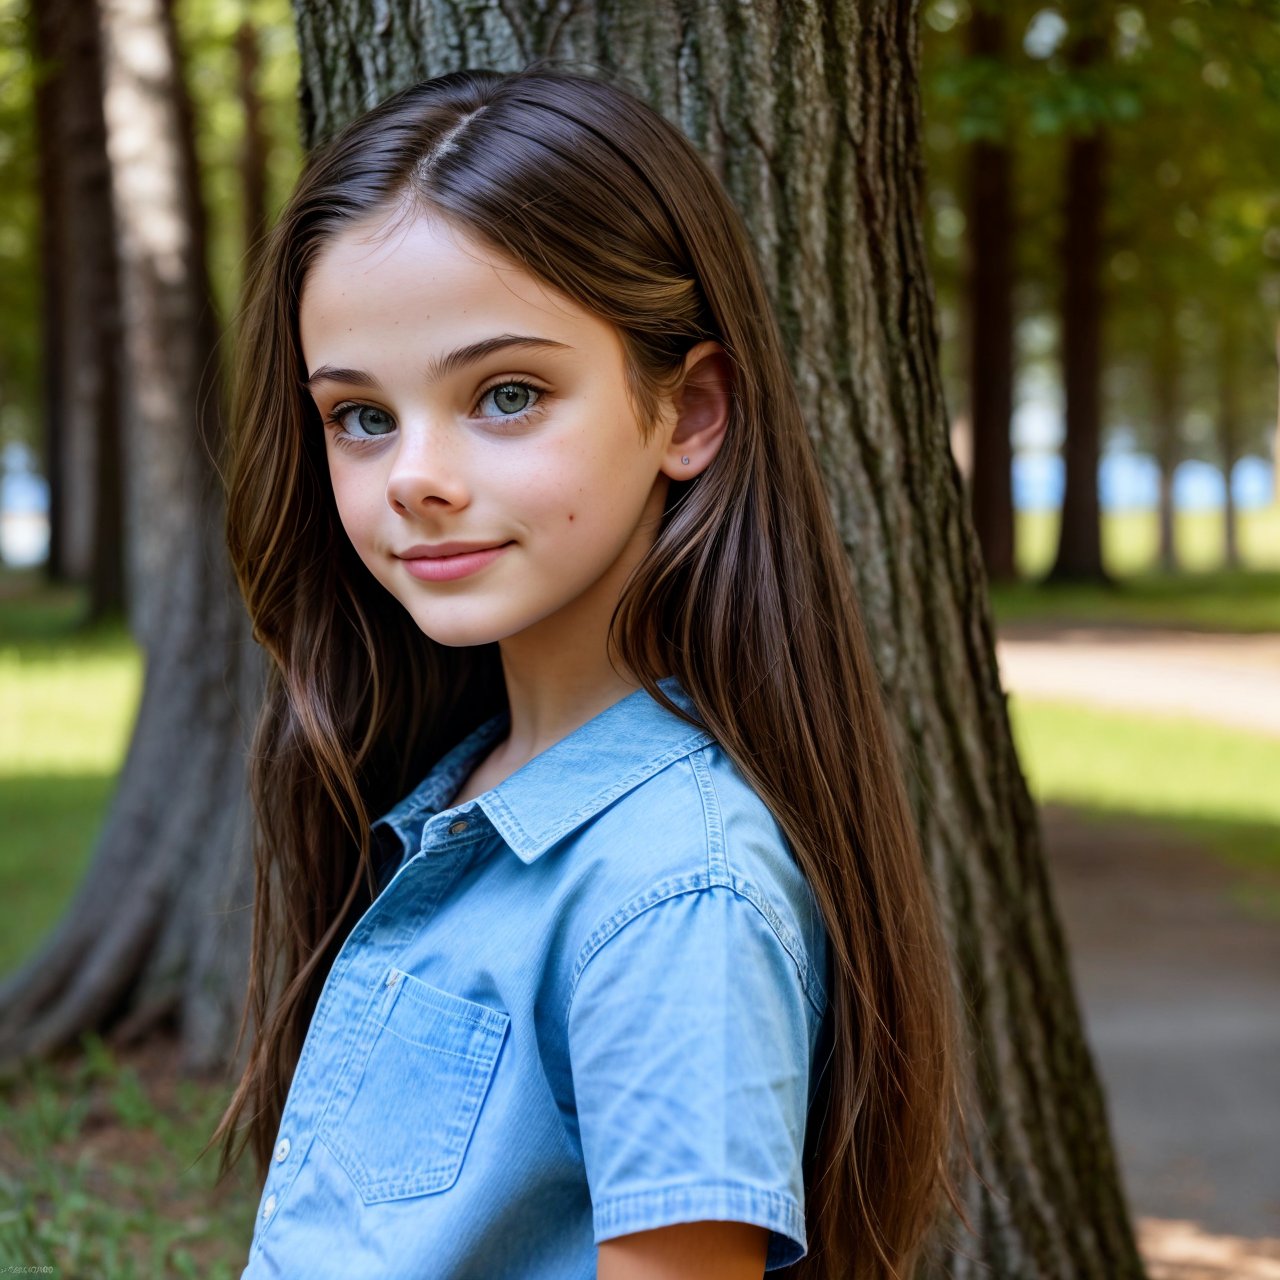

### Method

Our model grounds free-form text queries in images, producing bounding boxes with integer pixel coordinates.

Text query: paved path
[1043,803,1280,1246]
[995,624,1280,738]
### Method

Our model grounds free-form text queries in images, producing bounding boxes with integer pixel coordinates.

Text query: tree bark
[1048,8,1110,585]
[289,2,1145,1275]
[964,3,1017,584]
[0,0,260,1076]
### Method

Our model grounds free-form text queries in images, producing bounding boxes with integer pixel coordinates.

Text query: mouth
[397,541,514,582]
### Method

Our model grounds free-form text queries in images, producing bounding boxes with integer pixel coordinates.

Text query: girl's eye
[324,403,395,441]
[476,379,544,423]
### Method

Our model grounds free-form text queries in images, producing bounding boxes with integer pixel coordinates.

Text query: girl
[212,63,969,1279]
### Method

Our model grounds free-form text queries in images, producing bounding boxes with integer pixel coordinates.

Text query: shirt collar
[372,674,714,866]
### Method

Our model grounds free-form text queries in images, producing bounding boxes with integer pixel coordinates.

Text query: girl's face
[298,207,697,659]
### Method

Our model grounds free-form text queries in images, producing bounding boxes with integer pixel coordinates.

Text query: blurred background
[0,1,1277,1276]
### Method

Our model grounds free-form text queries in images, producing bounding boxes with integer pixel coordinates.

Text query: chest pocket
[318,967,510,1203]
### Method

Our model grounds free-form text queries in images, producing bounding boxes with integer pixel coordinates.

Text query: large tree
[2,2,1147,1274]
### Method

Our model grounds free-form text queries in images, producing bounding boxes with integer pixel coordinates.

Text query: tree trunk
[964,3,1017,584]
[0,0,260,1076]
[236,19,270,282]
[33,0,126,605]
[31,2,68,584]
[288,2,1144,1275]
[1151,295,1180,575]
[1217,312,1241,571]
[1048,8,1110,585]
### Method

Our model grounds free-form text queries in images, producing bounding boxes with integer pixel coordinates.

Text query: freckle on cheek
[568,513,574,522]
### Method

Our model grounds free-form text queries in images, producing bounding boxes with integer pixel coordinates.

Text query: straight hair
[210,63,973,1278]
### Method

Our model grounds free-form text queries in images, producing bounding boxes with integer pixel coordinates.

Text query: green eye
[477,380,545,424]
[335,405,395,437]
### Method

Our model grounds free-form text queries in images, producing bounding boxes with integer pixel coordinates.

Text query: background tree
[292,1,1144,1274]
[30,0,126,614]
[961,0,1017,583]
[923,1,1280,582]
[0,0,267,1074]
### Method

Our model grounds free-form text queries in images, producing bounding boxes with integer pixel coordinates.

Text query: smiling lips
[397,541,514,581]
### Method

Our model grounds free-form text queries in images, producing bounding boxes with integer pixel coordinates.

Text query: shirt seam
[564,875,827,1031]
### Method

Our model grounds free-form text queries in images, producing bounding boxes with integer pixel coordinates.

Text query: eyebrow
[301,334,573,393]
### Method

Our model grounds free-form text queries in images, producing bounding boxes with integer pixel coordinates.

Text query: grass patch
[992,506,1280,633]
[0,568,141,973]
[1007,694,1280,916]
[1015,504,1280,579]
[989,567,1280,633]
[0,1032,257,1277]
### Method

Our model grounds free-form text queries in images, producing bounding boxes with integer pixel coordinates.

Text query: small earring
[681,456,690,464]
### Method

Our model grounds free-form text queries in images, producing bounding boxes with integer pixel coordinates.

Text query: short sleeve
[566,885,820,1272]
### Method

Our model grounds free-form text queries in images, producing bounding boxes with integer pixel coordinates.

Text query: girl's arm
[598,1221,768,1279]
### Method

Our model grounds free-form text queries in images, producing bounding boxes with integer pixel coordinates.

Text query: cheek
[327,458,380,547]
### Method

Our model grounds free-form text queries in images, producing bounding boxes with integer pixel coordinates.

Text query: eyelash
[322,377,549,450]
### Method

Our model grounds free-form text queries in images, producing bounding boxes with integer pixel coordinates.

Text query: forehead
[298,205,591,347]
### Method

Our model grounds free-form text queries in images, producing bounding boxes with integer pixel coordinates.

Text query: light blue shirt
[241,674,832,1278]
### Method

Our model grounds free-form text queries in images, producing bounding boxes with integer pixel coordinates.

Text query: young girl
[212,63,969,1279]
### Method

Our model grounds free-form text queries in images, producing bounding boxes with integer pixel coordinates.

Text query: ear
[658,340,733,482]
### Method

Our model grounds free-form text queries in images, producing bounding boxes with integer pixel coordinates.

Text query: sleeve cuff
[592,1179,807,1272]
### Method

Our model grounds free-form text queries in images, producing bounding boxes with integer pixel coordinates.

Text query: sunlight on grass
[0,643,141,776]
[1015,504,1280,579]
[1007,695,1280,875]
[0,577,142,975]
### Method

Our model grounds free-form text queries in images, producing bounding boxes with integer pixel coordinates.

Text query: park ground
[2,507,1279,1276]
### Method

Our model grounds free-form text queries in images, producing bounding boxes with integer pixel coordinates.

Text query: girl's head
[219,65,970,1279]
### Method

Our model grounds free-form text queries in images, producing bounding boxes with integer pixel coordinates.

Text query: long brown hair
[211,63,973,1277]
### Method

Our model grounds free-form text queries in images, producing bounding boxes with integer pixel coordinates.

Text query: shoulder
[567,738,830,1022]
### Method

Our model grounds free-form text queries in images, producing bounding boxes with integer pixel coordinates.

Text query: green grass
[1007,694,1280,918]
[992,505,1280,633]
[0,568,142,977]
[1015,504,1280,579]
[0,1032,258,1277]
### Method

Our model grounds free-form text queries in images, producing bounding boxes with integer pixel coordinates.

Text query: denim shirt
[240,675,832,1278]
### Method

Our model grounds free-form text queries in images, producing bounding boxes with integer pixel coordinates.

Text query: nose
[384,420,471,515]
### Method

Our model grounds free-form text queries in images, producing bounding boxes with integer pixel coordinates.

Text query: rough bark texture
[1048,13,1108,584]
[0,0,260,1077]
[964,5,1015,584]
[289,2,1147,1275]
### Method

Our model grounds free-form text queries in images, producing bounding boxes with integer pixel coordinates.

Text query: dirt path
[995,624,1280,738]
[1042,801,1280,1275]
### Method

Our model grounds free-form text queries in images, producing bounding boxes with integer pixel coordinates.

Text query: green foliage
[0,0,40,455]
[174,0,302,337]
[922,1,1280,469]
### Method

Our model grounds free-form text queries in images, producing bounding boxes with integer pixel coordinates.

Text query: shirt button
[449,820,468,834]
[274,1137,290,1163]
[262,1193,277,1220]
